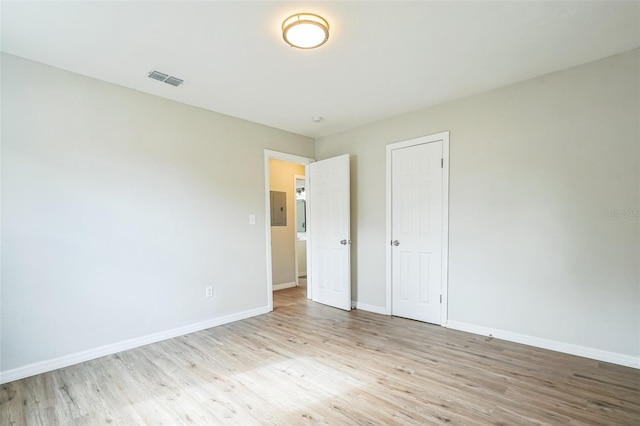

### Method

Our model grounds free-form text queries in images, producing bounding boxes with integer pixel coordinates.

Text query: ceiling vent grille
[148,70,184,87]
[164,76,184,87]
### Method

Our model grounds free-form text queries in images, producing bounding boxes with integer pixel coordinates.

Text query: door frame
[264,150,314,312]
[293,174,307,287]
[385,131,450,325]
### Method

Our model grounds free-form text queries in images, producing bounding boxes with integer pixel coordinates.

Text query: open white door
[308,154,351,311]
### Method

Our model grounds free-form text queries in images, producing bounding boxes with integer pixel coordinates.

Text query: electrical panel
[270,191,286,226]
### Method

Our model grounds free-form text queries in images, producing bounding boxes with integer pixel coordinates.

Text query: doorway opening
[265,150,352,313]
[264,150,313,312]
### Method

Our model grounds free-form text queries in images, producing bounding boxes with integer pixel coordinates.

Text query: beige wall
[1,53,314,373]
[269,159,305,286]
[316,49,640,359]
[296,240,307,277]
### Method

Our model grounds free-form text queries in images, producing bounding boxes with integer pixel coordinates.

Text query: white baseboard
[273,282,297,291]
[0,306,270,384]
[353,301,390,315]
[447,320,640,369]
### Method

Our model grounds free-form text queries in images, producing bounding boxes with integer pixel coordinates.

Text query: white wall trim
[0,306,270,384]
[447,320,640,369]
[385,131,450,323]
[293,173,306,287]
[264,150,314,311]
[354,301,389,315]
[273,281,297,291]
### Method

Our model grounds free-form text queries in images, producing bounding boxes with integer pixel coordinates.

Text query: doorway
[386,132,450,325]
[265,150,352,313]
[268,159,308,296]
[264,150,313,311]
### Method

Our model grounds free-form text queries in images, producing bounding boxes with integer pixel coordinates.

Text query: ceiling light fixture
[282,13,329,49]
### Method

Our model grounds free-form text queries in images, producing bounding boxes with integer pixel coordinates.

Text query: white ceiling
[2,1,639,138]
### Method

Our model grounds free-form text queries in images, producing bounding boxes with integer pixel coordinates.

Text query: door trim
[264,150,314,312]
[293,174,307,287]
[385,132,450,325]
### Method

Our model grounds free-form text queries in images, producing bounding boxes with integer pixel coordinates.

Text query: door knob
[392,240,400,246]
[340,239,348,245]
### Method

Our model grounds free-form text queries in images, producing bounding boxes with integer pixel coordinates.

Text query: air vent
[164,76,184,87]
[147,70,184,87]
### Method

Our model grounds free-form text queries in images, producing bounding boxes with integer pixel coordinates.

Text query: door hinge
[440,294,442,303]
[441,158,443,168]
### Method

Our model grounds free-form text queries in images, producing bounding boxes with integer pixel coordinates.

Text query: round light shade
[282,13,329,49]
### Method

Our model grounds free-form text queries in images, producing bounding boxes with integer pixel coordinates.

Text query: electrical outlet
[205,286,213,298]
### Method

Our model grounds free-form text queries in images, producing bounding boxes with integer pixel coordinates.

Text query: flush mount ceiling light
[282,13,329,49]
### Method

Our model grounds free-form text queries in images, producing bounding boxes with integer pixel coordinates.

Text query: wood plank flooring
[1,286,639,425]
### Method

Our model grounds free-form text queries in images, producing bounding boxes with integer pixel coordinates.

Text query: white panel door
[309,154,351,311]
[391,141,443,323]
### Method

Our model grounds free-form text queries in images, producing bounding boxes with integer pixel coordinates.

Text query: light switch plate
[249,214,256,225]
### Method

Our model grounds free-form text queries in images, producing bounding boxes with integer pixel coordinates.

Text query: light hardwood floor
[2,286,638,425]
